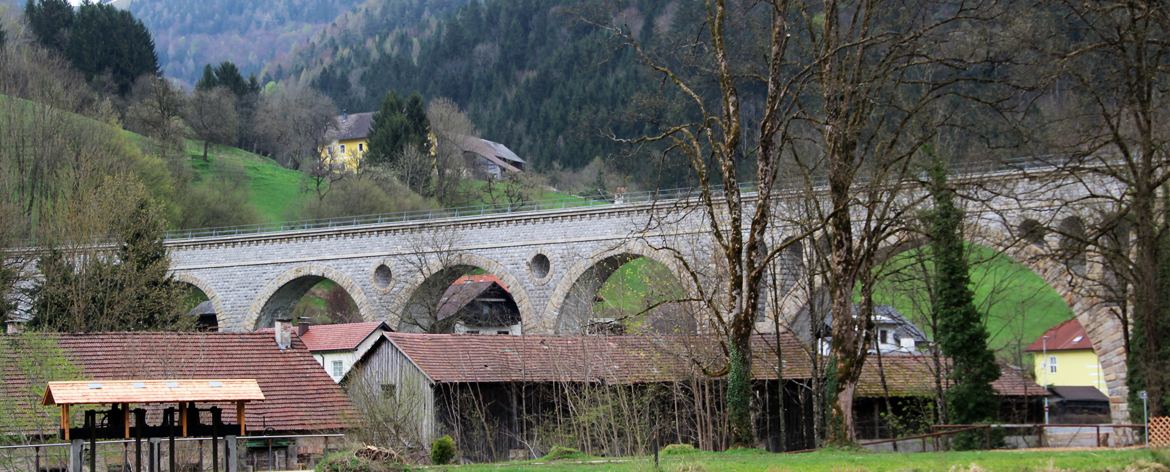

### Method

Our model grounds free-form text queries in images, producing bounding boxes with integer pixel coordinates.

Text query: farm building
[343,332,1049,461]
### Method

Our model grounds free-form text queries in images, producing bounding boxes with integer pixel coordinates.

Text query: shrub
[661,444,700,457]
[431,435,456,465]
[540,446,593,461]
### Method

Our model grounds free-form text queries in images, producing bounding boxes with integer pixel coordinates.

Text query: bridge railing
[150,154,1059,241]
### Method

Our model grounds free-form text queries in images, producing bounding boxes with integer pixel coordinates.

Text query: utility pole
[1043,335,1049,425]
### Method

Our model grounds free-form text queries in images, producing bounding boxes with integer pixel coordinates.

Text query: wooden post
[124,403,130,439]
[61,404,69,441]
[237,401,246,436]
[181,402,188,437]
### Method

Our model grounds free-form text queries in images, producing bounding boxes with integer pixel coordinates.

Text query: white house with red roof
[263,321,391,383]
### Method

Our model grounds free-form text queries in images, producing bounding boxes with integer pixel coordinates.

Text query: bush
[431,435,456,465]
[540,446,593,461]
[660,444,700,456]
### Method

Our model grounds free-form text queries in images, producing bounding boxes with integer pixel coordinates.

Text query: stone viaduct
[165,166,1132,421]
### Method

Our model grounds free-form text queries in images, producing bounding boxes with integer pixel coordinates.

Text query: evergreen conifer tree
[64,1,159,95]
[367,90,430,166]
[196,64,218,90]
[24,0,73,53]
[927,155,1001,444]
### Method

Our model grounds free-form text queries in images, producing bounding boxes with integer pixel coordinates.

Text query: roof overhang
[43,379,265,406]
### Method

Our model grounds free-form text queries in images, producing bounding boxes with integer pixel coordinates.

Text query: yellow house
[319,111,375,171]
[1025,319,1106,394]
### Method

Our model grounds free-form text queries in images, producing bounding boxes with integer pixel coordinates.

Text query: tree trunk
[728,327,754,448]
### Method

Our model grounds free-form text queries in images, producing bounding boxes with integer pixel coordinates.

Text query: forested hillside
[122,0,366,86]
[265,0,690,183]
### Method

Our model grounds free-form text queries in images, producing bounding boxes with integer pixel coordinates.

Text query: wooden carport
[43,379,264,472]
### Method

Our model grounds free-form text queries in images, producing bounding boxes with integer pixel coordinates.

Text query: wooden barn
[344,332,1050,461]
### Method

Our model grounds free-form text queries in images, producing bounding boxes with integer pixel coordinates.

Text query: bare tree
[125,76,188,159]
[254,86,337,170]
[427,97,475,207]
[1009,0,1170,417]
[396,227,469,333]
[186,86,238,162]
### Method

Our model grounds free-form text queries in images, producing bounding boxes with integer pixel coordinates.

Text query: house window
[879,329,888,345]
[1049,356,1058,374]
[332,360,343,377]
[497,330,509,335]
[358,143,364,152]
[340,144,346,154]
[466,330,479,335]
[381,384,397,399]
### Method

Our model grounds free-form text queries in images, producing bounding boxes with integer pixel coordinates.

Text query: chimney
[297,317,310,337]
[6,320,23,335]
[274,318,292,349]
[343,110,348,122]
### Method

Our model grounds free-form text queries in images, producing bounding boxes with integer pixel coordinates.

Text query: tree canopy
[367,90,431,166]
[29,0,162,96]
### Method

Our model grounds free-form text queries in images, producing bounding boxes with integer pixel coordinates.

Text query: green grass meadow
[872,244,1074,359]
[183,141,304,223]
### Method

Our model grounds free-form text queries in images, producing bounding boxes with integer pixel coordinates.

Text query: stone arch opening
[247,265,372,330]
[171,272,224,331]
[392,255,535,334]
[551,248,692,335]
[872,225,1128,419]
[872,240,1075,358]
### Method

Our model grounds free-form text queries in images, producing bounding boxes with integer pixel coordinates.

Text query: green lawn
[183,141,304,223]
[596,257,685,313]
[418,448,1159,472]
[872,244,1074,360]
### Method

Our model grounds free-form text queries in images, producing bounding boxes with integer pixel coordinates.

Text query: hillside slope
[123,0,366,86]
[266,0,683,182]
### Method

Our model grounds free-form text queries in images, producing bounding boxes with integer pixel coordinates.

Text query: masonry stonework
[165,169,1133,423]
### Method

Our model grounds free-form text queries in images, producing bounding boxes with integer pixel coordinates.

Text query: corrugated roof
[1024,319,1093,352]
[43,379,264,406]
[381,333,1048,397]
[456,135,525,170]
[1,332,353,433]
[1051,385,1108,402]
[298,322,387,352]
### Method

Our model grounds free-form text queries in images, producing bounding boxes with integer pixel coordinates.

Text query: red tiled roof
[383,333,812,384]
[1024,319,1093,352]
[854,354,1050,397]
[381,333,1047,397]
[299,322,387,352]
[1,332,354,434]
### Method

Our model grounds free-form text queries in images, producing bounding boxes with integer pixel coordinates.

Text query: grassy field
[423,448,1160,472]
[872,244,1074,357]
[182,141,305,223]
